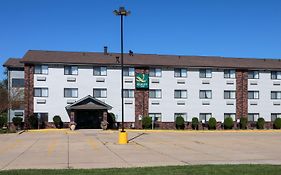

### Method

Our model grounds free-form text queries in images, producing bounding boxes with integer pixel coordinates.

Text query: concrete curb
[111,129,281,133]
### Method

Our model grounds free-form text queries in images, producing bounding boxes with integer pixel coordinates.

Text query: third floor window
[93,67,107,76]
[123,68,135,76]
[271,71,281,80]
[199,69,212,78]
[149,68,162,77]
[248,70,259,79]
[174,68,187,77]
[34,65,48,74]
[64,66,78,75]
[224,69,236,79]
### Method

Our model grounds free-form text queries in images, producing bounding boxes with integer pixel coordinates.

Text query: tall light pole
[114,7,130,144]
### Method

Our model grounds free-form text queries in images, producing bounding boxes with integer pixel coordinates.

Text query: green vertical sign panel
[136,73,149,89]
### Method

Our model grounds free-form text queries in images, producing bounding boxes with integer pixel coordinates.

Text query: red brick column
[24,64,34,129]
[236,70,248,119]
[135,68,149,129]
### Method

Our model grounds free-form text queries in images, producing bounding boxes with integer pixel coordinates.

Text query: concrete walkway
[0,129,281,170]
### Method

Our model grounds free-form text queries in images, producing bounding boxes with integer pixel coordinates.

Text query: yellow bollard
[118,131,128,144]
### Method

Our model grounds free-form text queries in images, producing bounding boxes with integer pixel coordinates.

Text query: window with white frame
[271,91,281,99]
[199,113,212,123]
[271,71,281,80]
[224,113,236,120]
[93,67,107,76]
[248,113,259,122]
[248,70,259,79]
[123,67,135,76]
[174,68,187,77]
[64,88,78,98]
[149,89,162,98]
[271,113,281,122]
[248,91,259,99]
[149,68,162,77]
[12,78,24,88]
[149,113,162,122]
[34,65,48,74]
[224,69,236,79]
[34,88,48,97]
[224,90,236,99]
[174,113,187,121]
[123,89,134,98]
[174,90,187,99]
[64,66,78,75]
[93,88,107,98]
[199,69,212,78]
[199,90,212,99]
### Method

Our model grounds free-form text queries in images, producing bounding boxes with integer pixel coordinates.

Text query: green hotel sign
[136,73,149,89]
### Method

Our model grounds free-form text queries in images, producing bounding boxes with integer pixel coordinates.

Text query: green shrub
[257,118,265,129]
[240,117,248,129]
[107,113,116,129]
[53,115,62,128]
[142,116,152,129]
[175,116,185,129]
[12,117,23,128]
[274,118,281,129]
[208,117,217,130]
[224,117,234,130]
[0,113,7,127]
[192,117,199,130]
[28,115,38,129]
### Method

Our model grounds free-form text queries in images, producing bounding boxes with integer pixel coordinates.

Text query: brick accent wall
[24,65,34,129]
[134,68,149,129]
[236,70,248,119]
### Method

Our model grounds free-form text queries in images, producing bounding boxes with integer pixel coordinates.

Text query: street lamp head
[113,6,131,16]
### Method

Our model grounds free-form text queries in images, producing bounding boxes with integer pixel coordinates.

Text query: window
[199,69,212,78]
[271,113,281,122]
[248,70,259,79]
[248,113,259,122]
[174,90,187,99]
[12,78,24,88]
[224,113,236,120]
[64,66,78,75]
[248,91,259,99]
[174,113,187,121]
[199,90,212,99]
[34,88,48,97]
[224,69,236,79]
[64,88,78,98]
[224,91,236,99]
[123,89,134,98]
[149,113,162,122]
[34,65,48,74]
[271,71,281,80]
[199,113,212,123]
[93,67,107,76]
[174,68,187,77]
[34,113,48,125]
[123,67,135,76]
[149,89,162,98]
[149,68,162,77]
[271,91,281,99]
[93,88,107,98]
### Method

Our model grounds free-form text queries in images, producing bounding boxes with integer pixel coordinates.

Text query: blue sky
[1,0,281,80]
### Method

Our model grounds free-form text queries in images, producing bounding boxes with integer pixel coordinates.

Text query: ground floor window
[199,113,212,123]
[149,113,162,129]
[224,113,236,121]
[271,113,281,122]
[34,113,49,129]
[174,113,187,121]
[248,113,259,122]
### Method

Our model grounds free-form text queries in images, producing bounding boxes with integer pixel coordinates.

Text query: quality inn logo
[136,73,149,89]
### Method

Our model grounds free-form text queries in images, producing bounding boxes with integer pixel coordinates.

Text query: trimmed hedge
[224,117,234,129]
[274,118,281,129]
[192,117,199,130]
[257,118,265,129]
[28,115,38,129]
[175,116,185,129]
[240,117,248,129]
[208,117,217,130]
[12,117,23,128]
[142,116,152,129]
[0,113,7,127]
[107,113,116,129]
[53,115,62,128]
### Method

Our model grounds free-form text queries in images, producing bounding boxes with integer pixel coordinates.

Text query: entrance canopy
[65,95,112,111]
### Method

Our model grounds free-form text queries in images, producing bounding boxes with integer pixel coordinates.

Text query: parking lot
[0,129,281,170]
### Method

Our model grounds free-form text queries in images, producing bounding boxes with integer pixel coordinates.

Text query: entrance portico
[65,95,112,129]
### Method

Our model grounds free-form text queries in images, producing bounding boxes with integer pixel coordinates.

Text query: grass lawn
[1,165,281,175]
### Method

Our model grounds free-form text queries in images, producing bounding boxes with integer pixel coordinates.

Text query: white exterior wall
[149,68,236,122]
[248,70,281,121]
[34,65,135,122]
